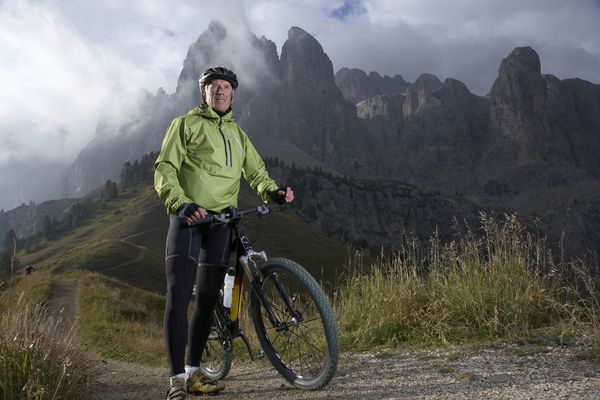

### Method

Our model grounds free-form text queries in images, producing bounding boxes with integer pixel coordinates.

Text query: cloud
[1,0,599,162]
[0,0,152,163]
[244,0,600,94]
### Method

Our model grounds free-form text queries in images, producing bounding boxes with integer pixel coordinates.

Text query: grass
[0,292,90,400]
[0,271,54,309]
[564,260,600,359]
[77,272,165,366]
[335,213,600,357]
[18,185,169,293]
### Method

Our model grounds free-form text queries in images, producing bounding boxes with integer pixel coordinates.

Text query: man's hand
[177,203,208,225]
[270,186,295,204]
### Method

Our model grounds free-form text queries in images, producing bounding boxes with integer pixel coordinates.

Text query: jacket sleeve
[154,117,193,214]
[240,130,279,203]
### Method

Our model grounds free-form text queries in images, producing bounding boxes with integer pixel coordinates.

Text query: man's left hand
[271,186,294,204]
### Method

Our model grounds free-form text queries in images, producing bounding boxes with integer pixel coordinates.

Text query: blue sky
[0,0,599,190]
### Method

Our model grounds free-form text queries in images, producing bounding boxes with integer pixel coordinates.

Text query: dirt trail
[46,279,80,333]
[48,279,600,399]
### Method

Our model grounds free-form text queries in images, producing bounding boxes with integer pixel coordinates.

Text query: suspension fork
[253,271,304,331]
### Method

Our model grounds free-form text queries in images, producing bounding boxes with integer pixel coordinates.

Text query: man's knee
[194,263,227,302]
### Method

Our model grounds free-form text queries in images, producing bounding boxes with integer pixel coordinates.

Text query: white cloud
[0,1,152,162]
[0,0,599,165]
[317,0,600,93]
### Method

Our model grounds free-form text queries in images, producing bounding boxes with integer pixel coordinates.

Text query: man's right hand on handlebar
[177,203,208,225]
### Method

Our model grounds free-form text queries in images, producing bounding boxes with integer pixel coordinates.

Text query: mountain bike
[191,203,339,390]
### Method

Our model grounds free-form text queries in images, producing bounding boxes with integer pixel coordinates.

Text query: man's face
[205,79,233,113]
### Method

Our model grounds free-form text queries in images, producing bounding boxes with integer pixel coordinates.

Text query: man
[154,66,294,399]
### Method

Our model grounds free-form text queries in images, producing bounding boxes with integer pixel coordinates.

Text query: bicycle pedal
[255,351,265,360]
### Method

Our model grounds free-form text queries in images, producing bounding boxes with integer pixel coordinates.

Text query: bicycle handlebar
[188,203,285,226]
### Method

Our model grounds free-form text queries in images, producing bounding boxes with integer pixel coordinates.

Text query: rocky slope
[340,47,600,256]
[0,198,76,240]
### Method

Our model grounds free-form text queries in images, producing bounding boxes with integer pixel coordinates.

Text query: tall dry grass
[564,260,600,358]
[0,293,90,399]
[335,213,598,353]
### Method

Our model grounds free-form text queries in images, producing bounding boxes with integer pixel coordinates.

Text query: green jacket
[154,105,279,214]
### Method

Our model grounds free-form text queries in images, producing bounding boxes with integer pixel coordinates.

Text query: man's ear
[231,90,235,105]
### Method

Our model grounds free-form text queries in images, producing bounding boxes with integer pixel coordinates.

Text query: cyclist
[154,66,294,399]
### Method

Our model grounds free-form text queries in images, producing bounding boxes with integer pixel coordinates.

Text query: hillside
[18,183,353,293]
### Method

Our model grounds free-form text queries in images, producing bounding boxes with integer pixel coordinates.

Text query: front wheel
[250,258,339,390]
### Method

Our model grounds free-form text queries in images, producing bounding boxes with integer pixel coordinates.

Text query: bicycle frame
[206,204,300,361]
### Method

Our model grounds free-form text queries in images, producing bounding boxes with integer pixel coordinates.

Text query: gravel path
[49,279,600,399]
[87,346,600,400]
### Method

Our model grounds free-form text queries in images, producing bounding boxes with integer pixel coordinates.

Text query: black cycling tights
[164,215,231,375]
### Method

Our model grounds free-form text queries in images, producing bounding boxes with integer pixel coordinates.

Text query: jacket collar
[189,105,234,122]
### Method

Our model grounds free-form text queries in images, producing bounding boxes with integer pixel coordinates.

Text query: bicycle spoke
[289,327,327,355]
[260,299,326,375]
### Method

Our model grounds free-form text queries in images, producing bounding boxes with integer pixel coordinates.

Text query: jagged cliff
[51,24,600,257]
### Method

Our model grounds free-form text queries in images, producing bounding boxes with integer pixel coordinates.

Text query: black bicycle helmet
[199,66,238,94]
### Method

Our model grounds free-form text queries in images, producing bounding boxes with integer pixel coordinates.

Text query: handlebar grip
[188,214,215,226]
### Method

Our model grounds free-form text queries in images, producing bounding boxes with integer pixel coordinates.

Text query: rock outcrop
[335,68,408,104]
[238,26,369,174]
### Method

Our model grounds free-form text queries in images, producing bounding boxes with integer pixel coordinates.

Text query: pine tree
[3,229,16,251]
[2,230,17,278]
[43,215,53,239]
[103,180,119,201]
[120,161,134,187]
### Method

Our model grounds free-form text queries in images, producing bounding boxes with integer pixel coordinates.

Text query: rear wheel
[200,305,232,380]
[250,258,339,390]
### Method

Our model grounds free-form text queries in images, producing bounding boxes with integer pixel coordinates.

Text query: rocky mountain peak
[176,20,227,89]
[490,46,546,120]
[435,78,474,106]
[207,20,227,39]
[280,26,336,90]
[415,73,443,92]
[174,20,280,113]
[403,73,443,116]
[497,46,541,78]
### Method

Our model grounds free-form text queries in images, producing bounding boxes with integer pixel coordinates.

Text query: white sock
[170,373,186,385]
[185,365,200,378]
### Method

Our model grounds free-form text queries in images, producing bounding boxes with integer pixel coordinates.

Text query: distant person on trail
[25,265,35,275]
[154,66,294,399]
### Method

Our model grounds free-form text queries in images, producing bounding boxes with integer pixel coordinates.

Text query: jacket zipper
[218,119,231,167]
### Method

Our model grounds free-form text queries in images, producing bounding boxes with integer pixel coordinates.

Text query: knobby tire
[250,258,339,390]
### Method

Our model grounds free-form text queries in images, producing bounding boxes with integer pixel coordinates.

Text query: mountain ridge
[3,23,599,259]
